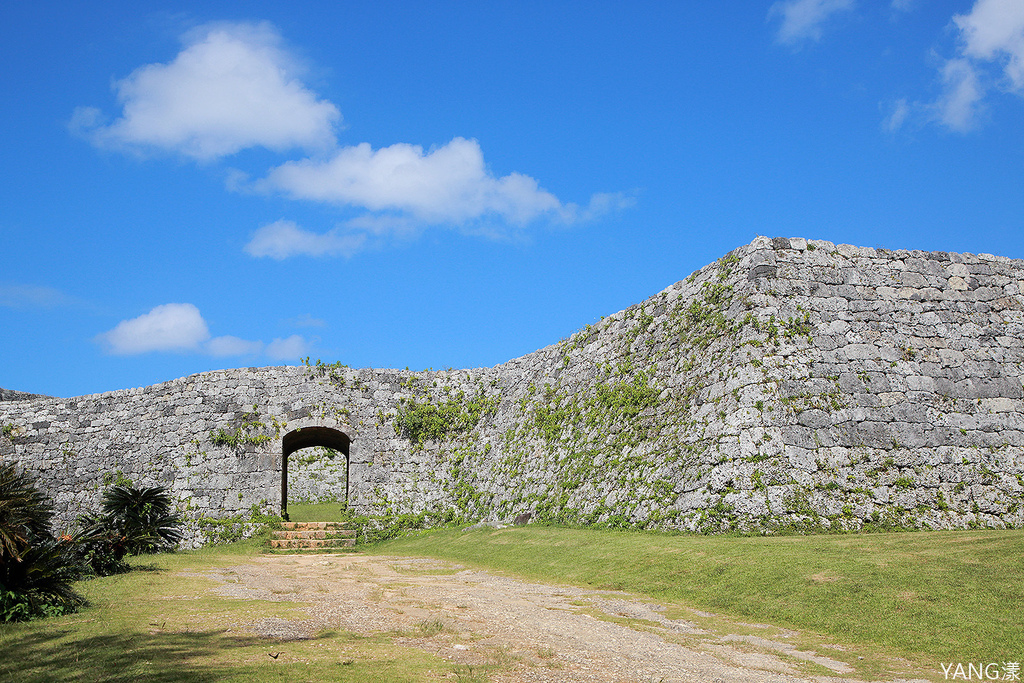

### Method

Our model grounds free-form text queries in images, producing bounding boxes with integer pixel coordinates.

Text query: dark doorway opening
[281,427,350,521]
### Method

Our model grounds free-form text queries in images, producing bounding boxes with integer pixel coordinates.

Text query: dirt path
[200,554,930,683]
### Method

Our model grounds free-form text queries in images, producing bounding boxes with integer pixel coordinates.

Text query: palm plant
[1,536,86,619]
[0,463,53,564]
[0,463,85,621]
[74,510,131,576]
[84,485,183,555]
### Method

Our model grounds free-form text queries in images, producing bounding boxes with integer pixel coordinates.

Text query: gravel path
[199,554,931,683]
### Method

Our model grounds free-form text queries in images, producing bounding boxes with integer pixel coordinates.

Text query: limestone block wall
[2,236,1023,544]
[288,446,347,504]
[437,236,1024,532]
[0,388,49,402]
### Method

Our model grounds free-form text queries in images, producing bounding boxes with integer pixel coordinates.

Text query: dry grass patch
[376,525,1024,680]
[0,540,507,682]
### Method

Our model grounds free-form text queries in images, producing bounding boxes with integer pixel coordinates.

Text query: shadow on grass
[130,562,166,572]
[0,626,283,682]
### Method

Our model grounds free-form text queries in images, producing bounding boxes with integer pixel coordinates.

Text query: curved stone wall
[2,236,1023,543]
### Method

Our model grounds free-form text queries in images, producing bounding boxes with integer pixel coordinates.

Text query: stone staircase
[270,522,356,551]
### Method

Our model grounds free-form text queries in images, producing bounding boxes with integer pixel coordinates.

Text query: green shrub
[0,463,86,621]
[0,464,52,563]
[335,508,463,545]
[1,536,86,621]
[393,392,497,445]
[72,515,131,576]
[595,376,660,417]
[78,485,183,576]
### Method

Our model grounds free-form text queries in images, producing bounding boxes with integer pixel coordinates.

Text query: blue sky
[3,1,1024,398]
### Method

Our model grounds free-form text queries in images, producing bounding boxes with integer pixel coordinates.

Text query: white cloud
[259,137,573,227]
[72,21,339,160]
[243,186,634,259]
[924,0,1024,131]
[0,284,73,309]
[934,58,985,131]
[73,21,627,249]
[288,314,326,328]
[244,219,367,259]
[769,0,855,46]
[576,192,637,222]
[97,302,311,360]
[343,213,423,238]
[205,335,264,357]
[97,303,210,354]
[954,0,1024,91]
[266,335,312,361]
[882,98,911,132]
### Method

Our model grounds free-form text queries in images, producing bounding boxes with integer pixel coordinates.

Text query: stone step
[279,521,349,530]
[269,521,356,551]
[270,537,356,549]
[272,529,356,540]
[266,546,359,555]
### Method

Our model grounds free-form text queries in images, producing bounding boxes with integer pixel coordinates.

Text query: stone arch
[281,426,351,521]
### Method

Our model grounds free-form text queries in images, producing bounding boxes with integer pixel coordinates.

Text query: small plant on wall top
[301,357,348,385]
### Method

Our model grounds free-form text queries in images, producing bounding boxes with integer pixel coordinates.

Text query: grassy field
[377,526,1024,667]
[285,501,350,522]
[0,539,481,683]
[1,525,1020,681]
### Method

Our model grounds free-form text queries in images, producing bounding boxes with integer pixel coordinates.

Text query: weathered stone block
[4,236,1024,540]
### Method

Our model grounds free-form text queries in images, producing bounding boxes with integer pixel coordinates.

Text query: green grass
[375,526,1024,667]
[285,501,349,522]
[0,540,479,682]
[4,526,1020,682]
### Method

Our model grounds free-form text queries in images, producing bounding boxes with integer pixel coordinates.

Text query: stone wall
[2,236,1022,544]
[288,446,347,505]
[0,388,50,402]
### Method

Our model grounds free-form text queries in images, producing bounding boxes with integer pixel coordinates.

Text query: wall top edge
[5,236,1021,405]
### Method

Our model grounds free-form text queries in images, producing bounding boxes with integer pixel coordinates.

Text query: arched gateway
[281,426,350,521]
[4,238,1024,544]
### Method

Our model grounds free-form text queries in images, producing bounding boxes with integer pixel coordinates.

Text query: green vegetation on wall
[209,405,284,448]
[393,391,498,446]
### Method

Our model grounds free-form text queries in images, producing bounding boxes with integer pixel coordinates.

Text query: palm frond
[0,464,53,564]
